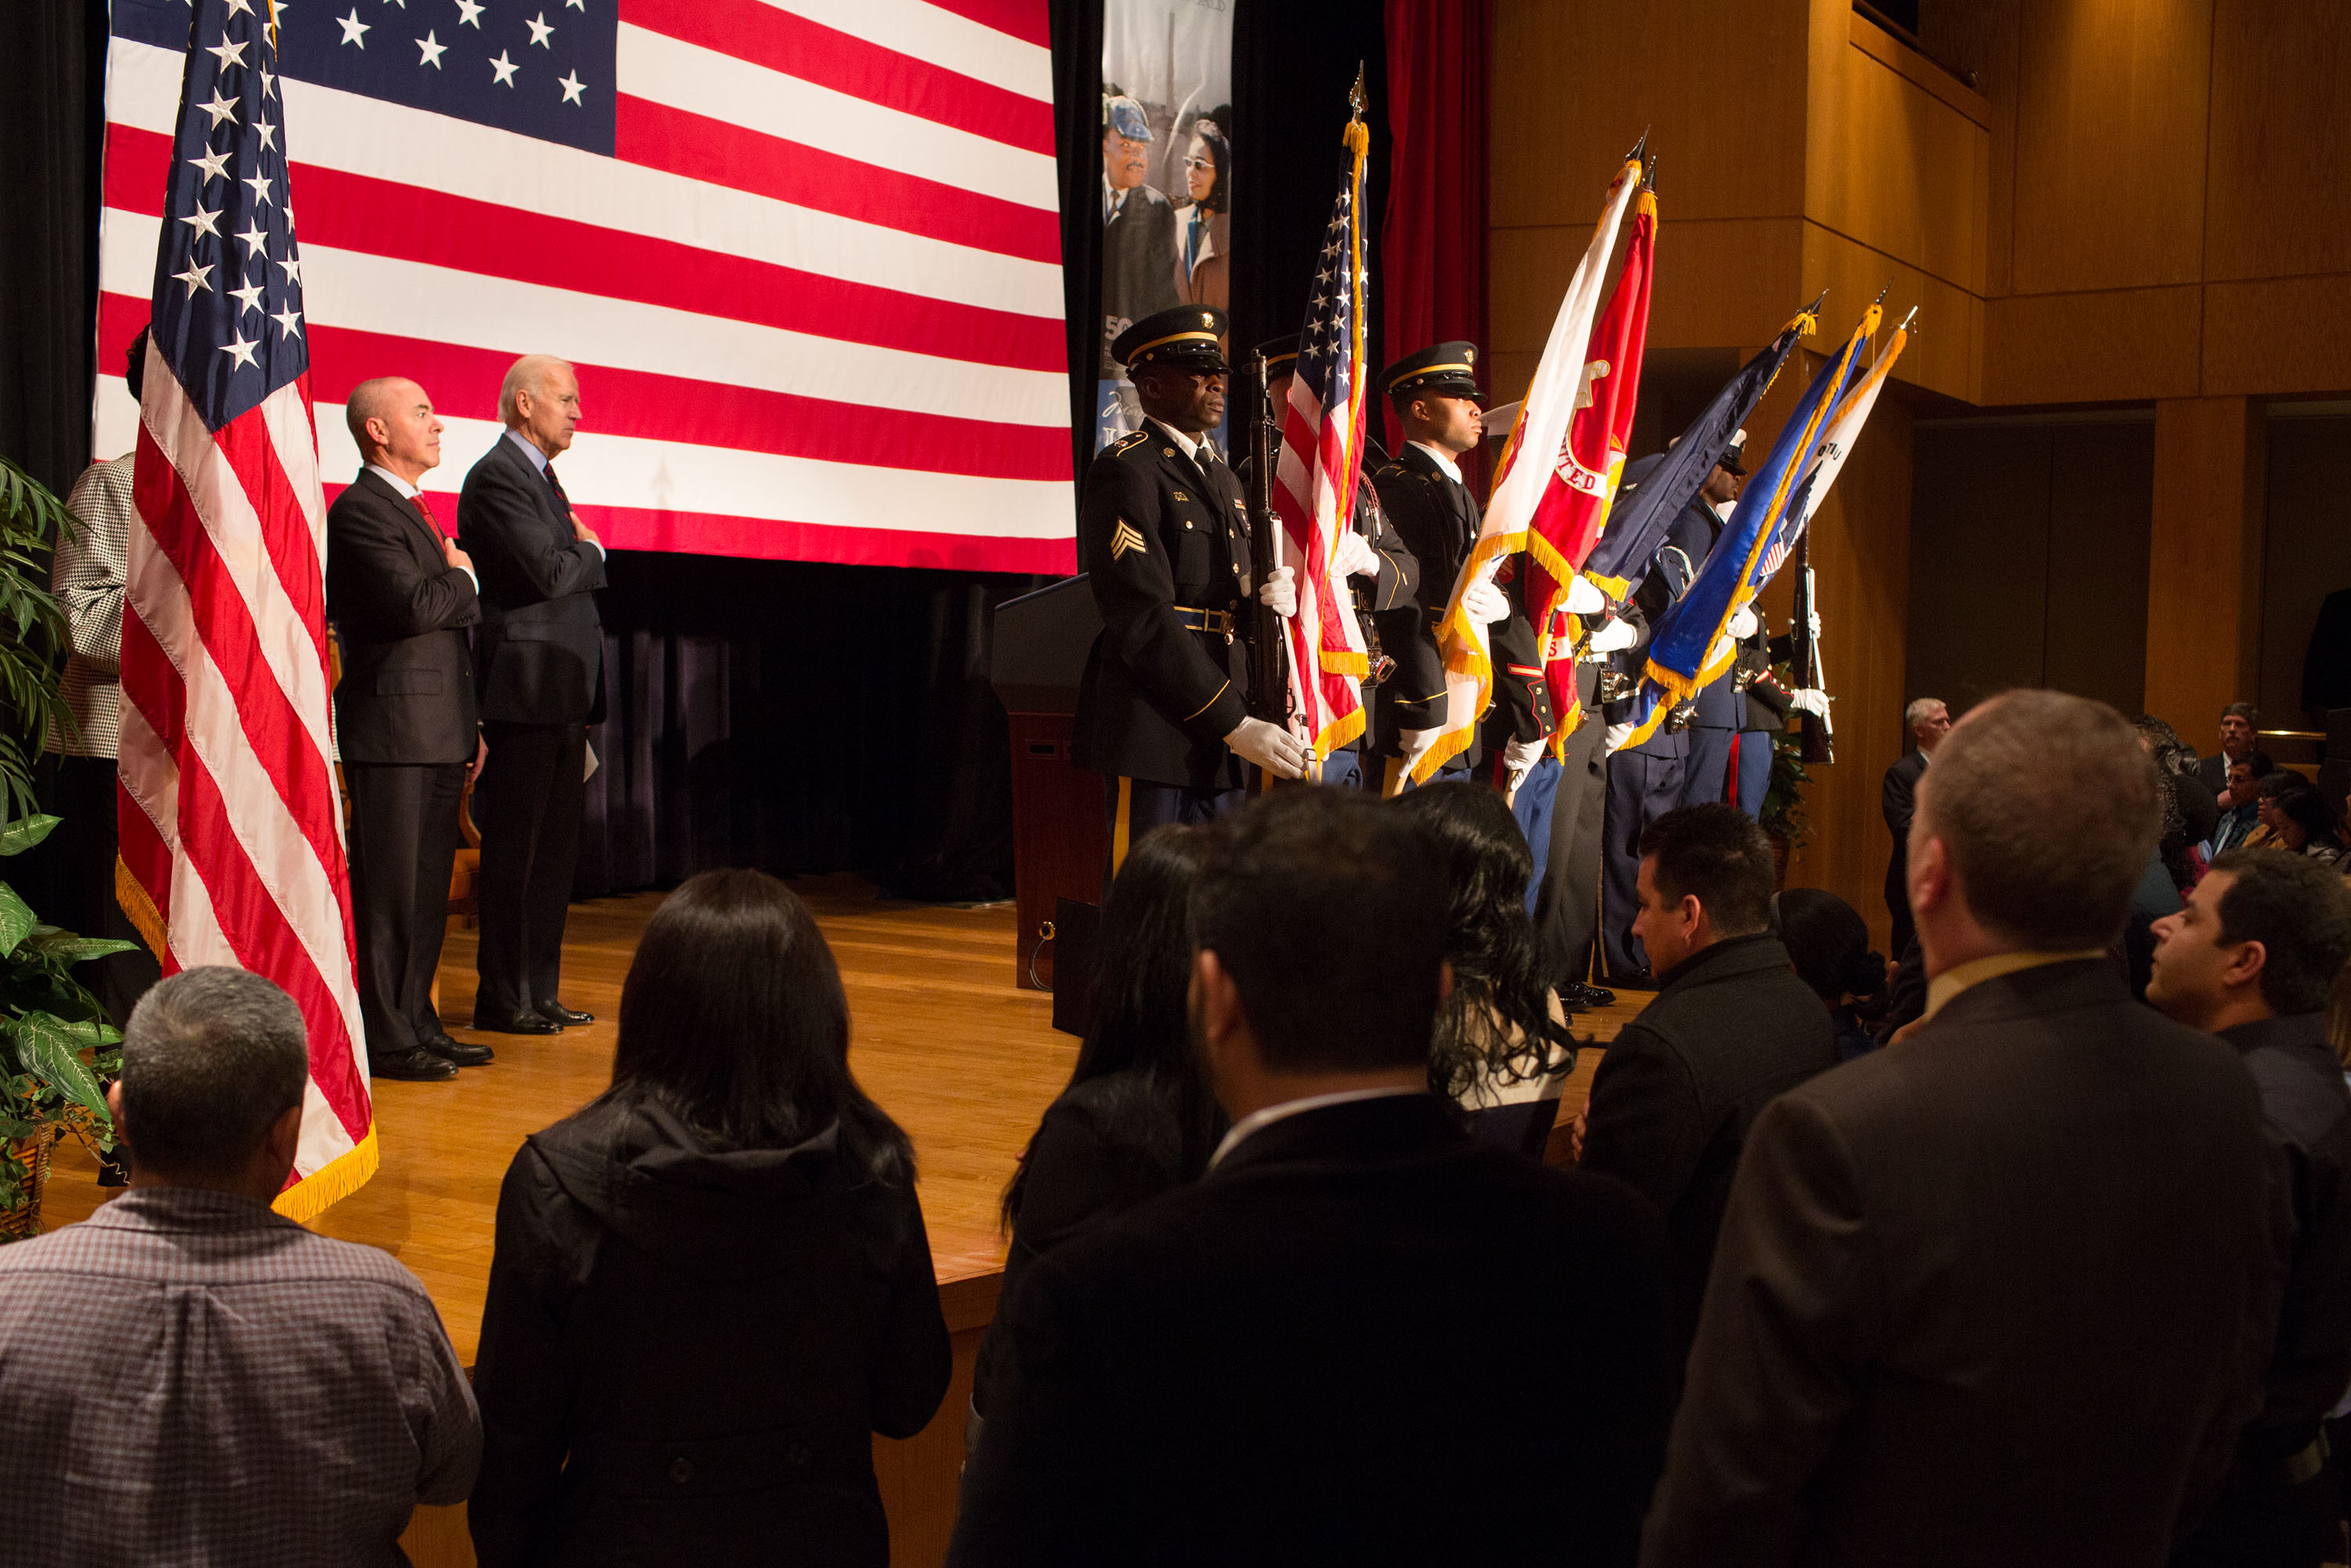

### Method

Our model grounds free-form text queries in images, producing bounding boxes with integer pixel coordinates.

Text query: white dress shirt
[1208,1086,1429,1171]
[1408,440,1465,485]
[364,464,475,590]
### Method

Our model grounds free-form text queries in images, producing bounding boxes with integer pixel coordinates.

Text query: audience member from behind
[1578,802,1837,1362]
[2148,849,2351,1568]
[2208,752,2277,857]
[1644,691,2277,1568]
[970,826,1223,1442]
[0,969,480,1565]
[469,870,949,1567]
[2139,714,2223,857]
[951,789,1672,1567]
[1772,887,1887,1061]
[1391,781,1578,1146]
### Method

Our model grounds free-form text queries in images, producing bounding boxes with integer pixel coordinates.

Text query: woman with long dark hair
[1171,112,1231,310]
[469,870,949,1567]
[969,825,1223,1436]
[1770,887,1887,1061]
[1389,783,1578,1146]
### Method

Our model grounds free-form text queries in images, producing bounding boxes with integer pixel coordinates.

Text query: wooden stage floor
[38,877,1644,1565]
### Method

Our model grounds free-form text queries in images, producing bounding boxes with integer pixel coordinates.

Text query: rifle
[1791,533,1834,763]
[1243,349,1297,733]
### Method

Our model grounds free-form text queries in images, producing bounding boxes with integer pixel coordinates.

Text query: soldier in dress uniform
[1245,335,1422,792]
[1072,306,1306,882]
[1679,440,1754,811]
[1596,446,1722,986]
[1370,343,1552,798]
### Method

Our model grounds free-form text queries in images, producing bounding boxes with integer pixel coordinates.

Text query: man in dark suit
[1644,690,2277,1568]
[457,355,606,1036]
[1578,802,1837,1359]
[1072,306,1304,882]
[951,788,1672,1566]
[2150,849,2351,1568]
[2198,701,2260,796]
[1881,695,1948,957]
[326,378,491,1082]
[1099,95,1180,376]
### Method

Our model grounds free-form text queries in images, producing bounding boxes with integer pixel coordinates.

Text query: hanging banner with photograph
[1097,1,1234,453]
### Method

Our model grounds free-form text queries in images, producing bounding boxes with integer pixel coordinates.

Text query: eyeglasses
[1183,157,1215,172]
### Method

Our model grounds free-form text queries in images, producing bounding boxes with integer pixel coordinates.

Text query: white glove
[1727,605,1760,639]
[1502,735,1547,798]
[1808,608,1824,641]
[1563,575,1607,614]
[1328,530,1378,579]
[1789,688,1831,717]
[1586,618,1637,654]
[1395,725,1444,787]
[1225,716,1308,780]
[1258,565,1296,619]
[1461,577,1509,625]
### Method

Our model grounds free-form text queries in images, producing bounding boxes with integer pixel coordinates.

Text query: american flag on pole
[98,0,1071,572]
[1269,103,1375,762]
[119,0,375,1220]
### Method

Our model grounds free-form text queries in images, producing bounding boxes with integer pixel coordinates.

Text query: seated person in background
[2206,752,2276,857]
[2139,715,2222,860]
[2200,701,2261,795]
[1390,781,1578,1148]
[2273,786,2349,871]
[1771,887,1888,1061]
[1578,802,1838,1363]
[1644,690,2277,1568]
[969,825,1224,1443]
[2247,772,2314,851]
[2148,849,2351,1568]
[951,788,1673,1567]
[469,870,949,1568]
[0,969,480,1566]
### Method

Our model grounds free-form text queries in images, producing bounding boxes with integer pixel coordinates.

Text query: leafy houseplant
[0,814,133,1235]
[0,458,132,1237]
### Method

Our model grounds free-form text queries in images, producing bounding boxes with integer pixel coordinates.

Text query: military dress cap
[1381,342,1483,401]
[1114,306,1230,372]
[1254,334,1301,375]
[1719,426,1749,476]
[1103,94,1153,143]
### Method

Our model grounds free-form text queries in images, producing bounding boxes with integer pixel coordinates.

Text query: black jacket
[1646,958,2276,1568]
[951,1093,1673,1567]
[325,470,480,764]
[467,1096,951,1567]
[1882,749,1927,909]
[1604,495,1712,760]
[969,1069,1217,1421]
[1578,932,1838,1356]
[1099,185,1180,370]
[1071,425,1255,789]
[457,436,607,726]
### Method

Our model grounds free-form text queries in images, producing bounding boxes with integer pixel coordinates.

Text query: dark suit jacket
[1643,958,2277,1568]
[1070,425,1252,789]
[951,1093,1675,1567]
[1099,184,1180,369]
[1881,748,1926,911]
[456,436,607,726]
[326,470,481,764]
[1579,932,1837,1353]
[1605,498,1712,760]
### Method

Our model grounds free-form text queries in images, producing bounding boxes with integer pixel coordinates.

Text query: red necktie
[411,493,442,535]
[543,462,569,508]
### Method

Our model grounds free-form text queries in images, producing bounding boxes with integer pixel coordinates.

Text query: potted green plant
[0,458,135,1237]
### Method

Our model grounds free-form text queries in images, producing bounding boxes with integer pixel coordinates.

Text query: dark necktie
[542,462,569,509]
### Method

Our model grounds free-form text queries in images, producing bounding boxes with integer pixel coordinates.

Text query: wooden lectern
[990,578,1107,1004]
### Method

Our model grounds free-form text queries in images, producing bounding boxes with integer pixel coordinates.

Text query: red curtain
[1379,0,1490,461]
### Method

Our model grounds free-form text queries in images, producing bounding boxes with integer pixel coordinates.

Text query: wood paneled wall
[2258,413,2351,728]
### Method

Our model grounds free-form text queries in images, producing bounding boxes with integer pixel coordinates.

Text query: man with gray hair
[1880,694,1949,957]
[1645,690,2277,1567]
[0,968,480,1563]
[458,354,606,1036]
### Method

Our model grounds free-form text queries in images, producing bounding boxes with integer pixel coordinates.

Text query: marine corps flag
[1580,299,1819,602]
[1411,147,1645,784]
[1526,177,1656,746]
[1610,302,1878,753]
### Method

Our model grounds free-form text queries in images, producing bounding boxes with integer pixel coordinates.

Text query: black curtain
[1228,2,1393,395]
[0,0,107,499]
[1050,0,1105,491]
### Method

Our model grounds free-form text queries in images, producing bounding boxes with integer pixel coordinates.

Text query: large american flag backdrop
[98,0,1074,573]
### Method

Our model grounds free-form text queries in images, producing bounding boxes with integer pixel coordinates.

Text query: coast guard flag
[98,0,1070,572]
[1759,309,1914,583]
[1609,303,1878,754]
[1411,150,1644,785]
[1270,107,1375,763]
[118,0,376,1222]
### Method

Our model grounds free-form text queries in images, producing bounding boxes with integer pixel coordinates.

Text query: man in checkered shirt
[0,968,480,1563]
